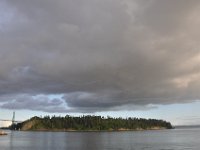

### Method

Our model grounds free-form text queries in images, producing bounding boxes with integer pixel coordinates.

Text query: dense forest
[13,115,173,131]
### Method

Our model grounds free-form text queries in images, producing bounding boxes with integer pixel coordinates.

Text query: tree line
[13,115,173,131]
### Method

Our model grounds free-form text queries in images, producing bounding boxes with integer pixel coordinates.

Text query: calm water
[0,128,200,150]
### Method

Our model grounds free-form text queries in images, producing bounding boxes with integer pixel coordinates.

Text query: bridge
[0,112,23,128]
[0,119,22,123]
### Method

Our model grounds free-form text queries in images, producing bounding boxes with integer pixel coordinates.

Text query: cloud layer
[0,0,200,113]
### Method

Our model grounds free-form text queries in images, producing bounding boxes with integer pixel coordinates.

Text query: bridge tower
[12,111,15,126]
[10,111,16,130]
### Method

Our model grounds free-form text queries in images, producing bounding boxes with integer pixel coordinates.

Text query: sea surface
[0,127,200,150]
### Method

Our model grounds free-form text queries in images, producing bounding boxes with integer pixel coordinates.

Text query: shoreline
[19,127,171,132]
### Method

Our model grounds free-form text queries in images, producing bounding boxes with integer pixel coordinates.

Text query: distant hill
[13,115,173,131]
[175,125,200,129]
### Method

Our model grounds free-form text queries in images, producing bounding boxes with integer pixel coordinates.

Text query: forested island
[12,115,173,131]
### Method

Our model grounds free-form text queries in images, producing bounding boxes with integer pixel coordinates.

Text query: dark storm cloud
[0,0,200,113]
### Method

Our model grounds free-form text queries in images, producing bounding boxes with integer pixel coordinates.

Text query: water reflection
[6,131,105,150]
[9,131,14,150]
[69,132,104,150]
[1,129,200,150]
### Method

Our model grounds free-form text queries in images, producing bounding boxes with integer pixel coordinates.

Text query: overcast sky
[1,0,200,126]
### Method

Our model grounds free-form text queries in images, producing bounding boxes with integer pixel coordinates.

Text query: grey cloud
[64,92,127,108]
[0,94,67,113]
[0,0,200,113]
[135,0,200,35]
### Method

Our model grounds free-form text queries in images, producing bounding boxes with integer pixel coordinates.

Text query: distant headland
[11,115,173,131]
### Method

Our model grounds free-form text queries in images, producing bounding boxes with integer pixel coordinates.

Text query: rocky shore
[0,130,7,136]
